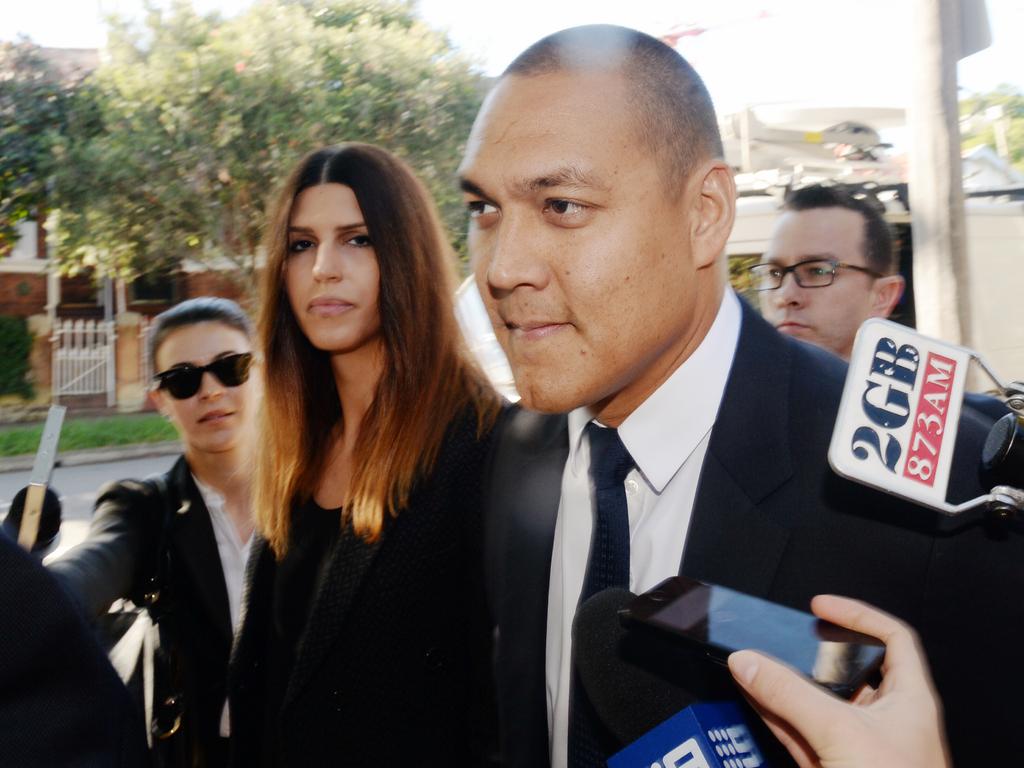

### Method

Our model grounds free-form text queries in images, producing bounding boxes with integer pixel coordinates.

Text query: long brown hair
[255,143,499,557]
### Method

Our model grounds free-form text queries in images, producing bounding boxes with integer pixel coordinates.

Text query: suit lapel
[485,408,568,766]
[681,302,794,597]
[282,518,382,711]
[487,409,567,640]
[167,459,234,644]
[682,454,791,597]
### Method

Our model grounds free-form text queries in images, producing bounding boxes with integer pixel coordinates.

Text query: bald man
[464,25,1022,768]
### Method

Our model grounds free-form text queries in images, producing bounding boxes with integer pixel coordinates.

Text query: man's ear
[870,274,906,318]
[690,160,736,270]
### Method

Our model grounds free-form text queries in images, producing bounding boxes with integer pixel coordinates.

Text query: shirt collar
[567,288,742,492]
[191,472,226,515]
[192,472,253,550]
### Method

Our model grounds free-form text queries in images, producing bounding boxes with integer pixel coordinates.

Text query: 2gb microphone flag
[829,318,971,510]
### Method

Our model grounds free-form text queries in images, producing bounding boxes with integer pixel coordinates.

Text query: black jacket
[49,456,235,767]
[0,532,148,767]
[482,300,1024,767]
[227,407,497,767]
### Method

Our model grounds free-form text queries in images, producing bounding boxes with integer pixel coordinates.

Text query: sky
[3,0,1022,117]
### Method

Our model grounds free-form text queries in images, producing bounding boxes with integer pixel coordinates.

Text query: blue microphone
[573,589,777,768]
[607,701,766,768]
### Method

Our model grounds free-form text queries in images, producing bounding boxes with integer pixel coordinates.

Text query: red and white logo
[829,319,970,510]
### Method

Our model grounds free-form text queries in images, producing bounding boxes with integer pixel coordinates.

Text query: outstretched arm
[47,480,158,618]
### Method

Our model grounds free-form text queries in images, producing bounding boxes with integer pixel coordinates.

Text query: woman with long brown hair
[227,143,500,766]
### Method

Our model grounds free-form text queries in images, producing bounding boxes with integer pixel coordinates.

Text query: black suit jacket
[964,390,1011,422]
[483,300,1024,767]
[0,530,147,766]
[227,407,497,767]
[49,456,235,766]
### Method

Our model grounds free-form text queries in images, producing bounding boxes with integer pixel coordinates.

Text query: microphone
[983,412,1024,480]
[607,702,766,768]
[828,317,1024,528]
[573,589,774,768]
[573,588,699,744]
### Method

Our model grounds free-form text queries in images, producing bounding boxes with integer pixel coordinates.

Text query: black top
[229,405,499,767]
[0,532,148,766]
[261,502,340,767]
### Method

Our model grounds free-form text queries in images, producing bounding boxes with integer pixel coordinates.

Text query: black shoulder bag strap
[142,474,175,617]
[140,474,185,749]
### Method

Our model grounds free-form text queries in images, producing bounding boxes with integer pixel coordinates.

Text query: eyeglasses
[153,352,254,400]
[748,258,883,291]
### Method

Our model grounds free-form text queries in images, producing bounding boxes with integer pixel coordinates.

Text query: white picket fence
[139,316,153,385]
[51,319,116,406]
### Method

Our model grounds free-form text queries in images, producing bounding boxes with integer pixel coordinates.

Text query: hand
[1,485,62,554]
[727,594,950,768]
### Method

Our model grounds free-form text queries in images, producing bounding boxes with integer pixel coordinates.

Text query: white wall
[9,221,38,261]
[963,199,1024,382]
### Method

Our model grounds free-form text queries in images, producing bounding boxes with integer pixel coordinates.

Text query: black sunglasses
[153,352,254,400]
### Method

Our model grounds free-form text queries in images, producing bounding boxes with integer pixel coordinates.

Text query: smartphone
[620,576,886,698]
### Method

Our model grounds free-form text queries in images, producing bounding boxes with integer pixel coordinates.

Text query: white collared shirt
[191,474,253,738]
[545,289,742,767]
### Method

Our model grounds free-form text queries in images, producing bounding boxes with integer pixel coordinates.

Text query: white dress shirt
[545,289,742,767]
[191,474,253,738]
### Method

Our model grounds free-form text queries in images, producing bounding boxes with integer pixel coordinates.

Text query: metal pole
[908,0,971,347]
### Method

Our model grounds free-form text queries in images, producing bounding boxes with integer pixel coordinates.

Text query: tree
[0,41,71,256]
[50,0,486,294]
[960,84,1024,173]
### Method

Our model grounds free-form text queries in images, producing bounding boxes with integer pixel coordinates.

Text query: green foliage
[307,0,418,30]
[961,84,1024,172]
[728,254,762,309]
[0,41,71,256]
[0,412,179,456]
[48,0,486,292]
[0,316,34,398]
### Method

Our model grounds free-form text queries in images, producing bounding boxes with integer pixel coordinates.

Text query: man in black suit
[458,25,1023,768]
[755,183,1008,420]
[0,531,147,766]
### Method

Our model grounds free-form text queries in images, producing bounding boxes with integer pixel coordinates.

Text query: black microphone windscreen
[983,412,1024,481]
[573,587,735,746]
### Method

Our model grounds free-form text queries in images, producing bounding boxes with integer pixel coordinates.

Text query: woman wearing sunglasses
[226,144,501,766]
[49,296,260,768]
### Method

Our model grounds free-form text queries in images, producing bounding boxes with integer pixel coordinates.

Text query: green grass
[0,413,179,457]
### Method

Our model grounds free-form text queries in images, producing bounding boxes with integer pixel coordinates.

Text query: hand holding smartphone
[619,576,885,699]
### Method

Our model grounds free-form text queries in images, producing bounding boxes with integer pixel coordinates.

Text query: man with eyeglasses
[751,184,904,360]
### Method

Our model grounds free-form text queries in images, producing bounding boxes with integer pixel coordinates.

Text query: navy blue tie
[568,423,635,768]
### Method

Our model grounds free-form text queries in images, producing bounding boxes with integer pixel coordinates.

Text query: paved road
[0,454,177,559]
